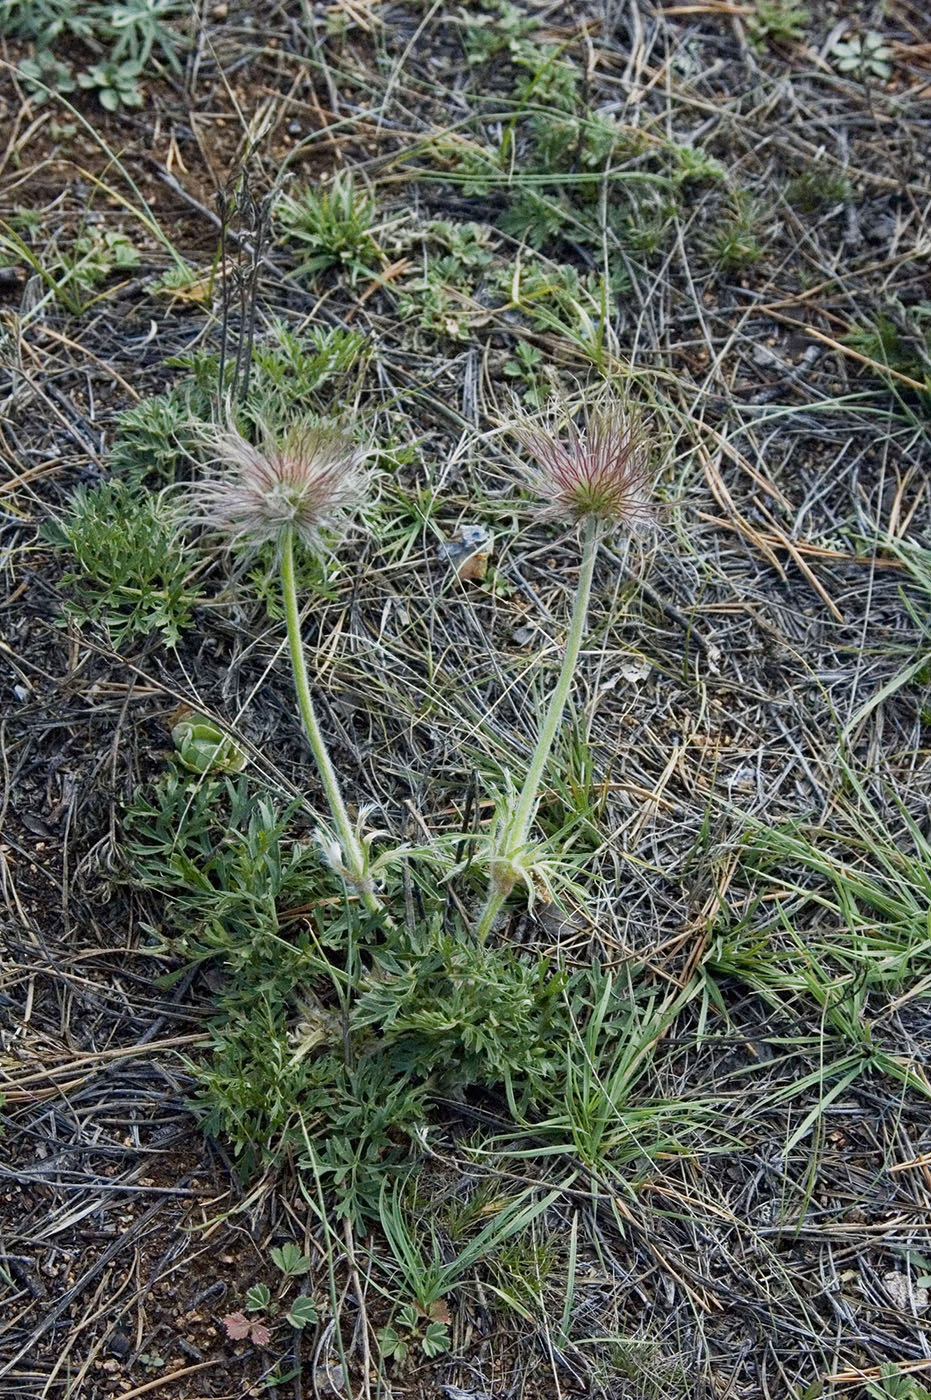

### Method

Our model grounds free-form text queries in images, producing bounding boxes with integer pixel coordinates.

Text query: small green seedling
[830,31,893,82]
[78,59,145,109]
[269,1242,313,1278]
[378,1302,451,1364]
[222,1246,318,1347]
[17,51,76,101]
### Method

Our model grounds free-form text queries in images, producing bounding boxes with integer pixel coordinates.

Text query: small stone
[619,656,651,684]
[883,1271,929,1313]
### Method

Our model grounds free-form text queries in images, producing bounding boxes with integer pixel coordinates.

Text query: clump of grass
[710,758,931,1076]
[785,168,851,212]
[276,173,381,284]
[845,308,931,414]
[707,191,767,272]
[747,0,810,49]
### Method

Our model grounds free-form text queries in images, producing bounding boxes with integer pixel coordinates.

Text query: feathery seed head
[194,419,367,551]
[515,398,654,532]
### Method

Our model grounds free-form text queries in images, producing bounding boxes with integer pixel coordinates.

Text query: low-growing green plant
[614,192,677,259]
[839,536,931,730]
[66,226,140,286]
[458,0,537,66]
[147,258,215,303]
[500,187,571,251]
[1,0,97,47]
[747,0,810,49]
[45,479,203,646]
[537,974,705,1171]
[396,220,495,339]
[353,918,567,1091]
[494,259,617,367]
[0,222,140,315]
[276,173,381,284]
[5,0,187,108]
[377,1302,450,1363]
[123,768,577,1212]
[785,168,851,212]
[707,191,767,273]
[247,322,368,427]
[16,50,76,102]
[104,387,686,1243]
[171,712,247,774]
[865,1365,931,1400]
[845,308,931,411]
[270,1242,312,1278]
[512,42,578,120]
[830,30,893,82]
[503,339,549,407]
[78,59,145,110]
[165,323,368,432]
[222,1245,318,1348]
[107,0,185,75]
[668,143,726,184]
[107,384,206,484]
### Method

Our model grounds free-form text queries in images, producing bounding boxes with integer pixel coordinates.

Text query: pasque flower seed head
[515,398,654,532]
[194,419,367,551]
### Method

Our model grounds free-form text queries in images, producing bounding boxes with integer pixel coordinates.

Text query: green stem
[279,527,380,914]
[476,515,602,942]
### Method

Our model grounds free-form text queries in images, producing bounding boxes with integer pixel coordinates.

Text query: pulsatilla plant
[192,417,385,912]
[474,396,655,941]
[119,390,665,1216]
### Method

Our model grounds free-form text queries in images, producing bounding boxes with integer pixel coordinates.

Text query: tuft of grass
[707,191,767,272]
[276,173,381,284]
[747,0,810,50]
[845,310,931,414]
[710,759,931,1071]
[785,168,851,212]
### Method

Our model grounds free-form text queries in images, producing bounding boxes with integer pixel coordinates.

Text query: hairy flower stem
[280,527,380,914]
[476,515,602,942]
